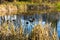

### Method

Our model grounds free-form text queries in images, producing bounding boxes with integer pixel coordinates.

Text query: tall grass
[0,22,59,40]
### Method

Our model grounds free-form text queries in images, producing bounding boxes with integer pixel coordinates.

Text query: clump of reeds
[29,24,59,40]
[0,22,59,40]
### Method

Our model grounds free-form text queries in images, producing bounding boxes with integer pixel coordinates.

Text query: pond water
[57,19,60,37]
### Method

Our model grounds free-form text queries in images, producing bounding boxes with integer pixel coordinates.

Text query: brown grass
[0,23,59,40]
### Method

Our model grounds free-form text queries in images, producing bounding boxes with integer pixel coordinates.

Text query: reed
[0,22,59,40]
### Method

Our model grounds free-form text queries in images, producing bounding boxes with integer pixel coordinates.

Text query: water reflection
[0,14,47,35]
[21,14,40,35]
[20,14,46,35]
